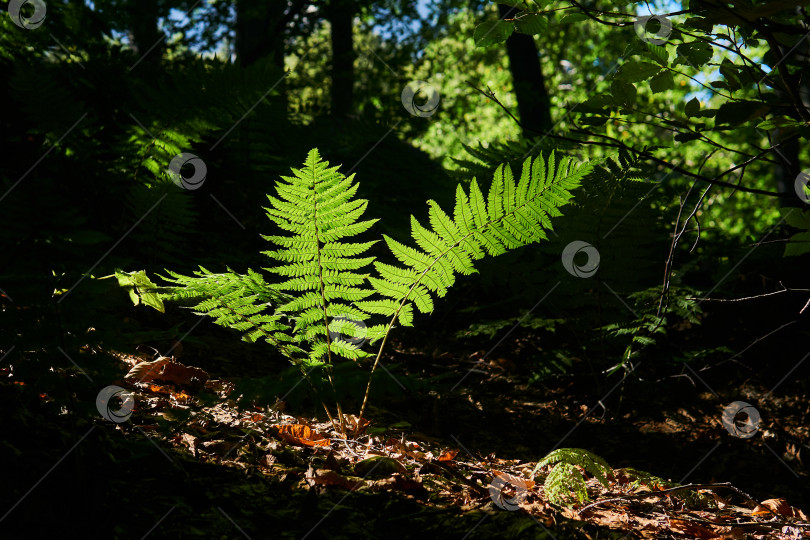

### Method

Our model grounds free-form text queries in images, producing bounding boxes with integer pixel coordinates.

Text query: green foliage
[601,284,704,372]
[261,149,380,365]
[544,463,590,507]
[620,467,675,491]
[114,270,166,313]
[473,1,553,47]
[122,148,591,412]
[474,19,514,47]
[782,208,810,257]
[363,151,594,325]
[457,315,564,341]
[404,9,522,168]
[453,144,687,372]
[469,0,805,251]
[532,448,612,507]
[449,138,571,181]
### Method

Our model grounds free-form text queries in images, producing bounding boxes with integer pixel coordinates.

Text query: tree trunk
[328,2,355,117]
[498,4,552,136]
[235,0,286,69]
[770,39,809,208]
[127,0,162,59]
[772,130,800,208]
[235,0,289,114]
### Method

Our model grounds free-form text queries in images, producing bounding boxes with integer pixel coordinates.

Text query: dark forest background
[1,0,809,537]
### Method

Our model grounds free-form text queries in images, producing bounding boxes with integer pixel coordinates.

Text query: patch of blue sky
[154,1,431,58]
[634,0,771,106]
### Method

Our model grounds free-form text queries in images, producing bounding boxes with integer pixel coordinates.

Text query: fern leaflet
[360,152,594,324]
[262,148,379,366]
[532,448,613,507]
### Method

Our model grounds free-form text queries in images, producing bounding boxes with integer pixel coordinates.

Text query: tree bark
[498,4,552,136]
[235,0,286,69]
[235,0,289,116]
[770,39,809,208]
[328,2,355,117]
[127,0,162,59]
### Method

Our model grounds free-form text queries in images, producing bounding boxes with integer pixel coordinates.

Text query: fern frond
[534,447,612,485]
[159,267,290,305]
[544,462,590,506]
[154,266,301,357]
[533,448,613,507]
[262,149,379,364]
[362,152,593,326]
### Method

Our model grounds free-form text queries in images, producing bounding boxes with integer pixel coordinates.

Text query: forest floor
[2,305,809,539]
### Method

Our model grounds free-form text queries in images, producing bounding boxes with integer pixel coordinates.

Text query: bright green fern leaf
[359,152,594,323]
[157,266,303,359]
[114,269,166,313]
[544,462,590,506]
[261,148,380,366]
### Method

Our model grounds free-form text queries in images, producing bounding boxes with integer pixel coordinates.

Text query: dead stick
[577,482,763,515]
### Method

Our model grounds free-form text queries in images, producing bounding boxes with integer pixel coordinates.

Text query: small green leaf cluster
[473,1,556,47]
[532,448,612,507]
[782,208,810,257]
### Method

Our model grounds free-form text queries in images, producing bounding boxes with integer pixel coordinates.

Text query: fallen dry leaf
[399,441,428,461]
[343,414,370,434]
[374,474,428,498]
[669,518,720,539]
[753,498,806,519]
[126,357,209,390]
[492,470,535,490]
[171,390,191,403]
[147,383,171,395]
[306,467,362,490]
[176,433,197,455]
[125,358,171,382]
[437,449,459,462]
[200,440,239,457]
[272,424,330,447]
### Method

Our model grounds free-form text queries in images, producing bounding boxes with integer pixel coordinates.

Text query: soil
[2,299,808,539]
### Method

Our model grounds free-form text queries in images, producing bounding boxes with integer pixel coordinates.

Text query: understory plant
[532,448,613,507]
[119,148,593,434]
[532,448,716,509]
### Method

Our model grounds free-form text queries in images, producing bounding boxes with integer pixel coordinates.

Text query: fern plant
[532,448,613,507]
[533,450,718,509]
[122,148,594,433]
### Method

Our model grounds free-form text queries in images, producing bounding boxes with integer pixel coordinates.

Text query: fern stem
[356,320,394,428]
[358,227,477,424]
[309,160,347,437]
[188,286,342,431]
[359,201,541,424]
